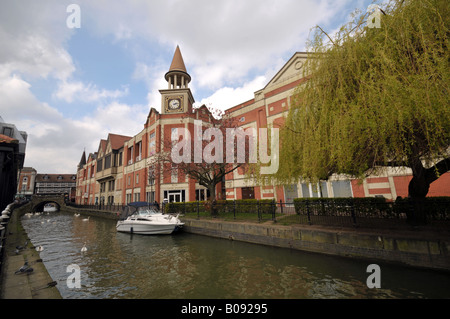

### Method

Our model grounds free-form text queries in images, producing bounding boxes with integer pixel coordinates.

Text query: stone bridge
[28,195,67,212]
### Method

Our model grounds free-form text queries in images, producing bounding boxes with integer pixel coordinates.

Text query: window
[149,132,156,156]
[146,191,155,203]
[127,146,133,165]
[136,173,139,184]
[171,167,178,183]
[97,159,103,172]
[57,175,63,180]
[135,142,142,162]
[118,152,123,166]
[104,154,111,169]
[331,180,352,197]
[196,189,207,201]
[2,127,13,137]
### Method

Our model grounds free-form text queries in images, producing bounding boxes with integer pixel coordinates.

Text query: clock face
[165,96,184,113]
[169,98,181,110]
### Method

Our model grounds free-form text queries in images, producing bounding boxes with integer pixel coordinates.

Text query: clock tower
[160,45,194,114]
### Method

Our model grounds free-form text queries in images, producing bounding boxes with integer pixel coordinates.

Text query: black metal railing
[67,197,450,229]
[164,197,450,229]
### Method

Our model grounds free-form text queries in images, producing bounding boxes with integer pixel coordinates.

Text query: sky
[0,0,374,174]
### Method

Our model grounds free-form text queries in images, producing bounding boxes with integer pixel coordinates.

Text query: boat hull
[116,220,184,235]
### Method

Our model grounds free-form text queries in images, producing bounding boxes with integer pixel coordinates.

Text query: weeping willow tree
[276,0,449,223]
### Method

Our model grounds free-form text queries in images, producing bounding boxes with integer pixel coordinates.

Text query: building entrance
[164,190,185,202]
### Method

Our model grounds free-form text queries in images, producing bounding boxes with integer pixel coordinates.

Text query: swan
[81,243,87,252]
[36,245,44,252]
[82,216,90,221]
[74,213,80,217]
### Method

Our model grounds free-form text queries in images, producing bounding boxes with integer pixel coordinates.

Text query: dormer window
[57,175,63,180]
[2,127,13,137]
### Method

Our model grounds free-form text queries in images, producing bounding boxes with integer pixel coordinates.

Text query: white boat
[116,202,184,235]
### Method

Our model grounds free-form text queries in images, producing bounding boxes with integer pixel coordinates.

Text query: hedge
[164,199,275,215]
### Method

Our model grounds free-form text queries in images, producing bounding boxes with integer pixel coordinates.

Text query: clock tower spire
[165,45,191,89]
[160,46,194,114]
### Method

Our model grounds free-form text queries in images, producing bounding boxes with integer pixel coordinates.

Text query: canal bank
[181,218,450,272]
[2,203,449,299]
[0,203,61,299]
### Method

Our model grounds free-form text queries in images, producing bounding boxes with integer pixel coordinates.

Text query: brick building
[16,167,37,200]
[75,47,450,205]
[0,117,27,210]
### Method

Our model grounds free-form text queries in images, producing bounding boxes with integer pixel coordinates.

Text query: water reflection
[21,211,450,299]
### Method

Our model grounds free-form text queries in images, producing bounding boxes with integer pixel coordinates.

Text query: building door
[169,192,181,203]
[165,190,185,203]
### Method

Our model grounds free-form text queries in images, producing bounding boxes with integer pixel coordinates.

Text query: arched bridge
[29,195,67,213]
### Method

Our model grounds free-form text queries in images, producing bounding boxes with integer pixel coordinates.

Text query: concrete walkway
[0,208,61,299]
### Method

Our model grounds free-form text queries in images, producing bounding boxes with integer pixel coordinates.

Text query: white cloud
[0,71,147,173]
[195,76,267,113]
[82,0,352,89]
[54,80,129,103]
[132,62,168,112]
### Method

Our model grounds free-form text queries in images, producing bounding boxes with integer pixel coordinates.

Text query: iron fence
[67,197,450,229]
[165,197,450,229]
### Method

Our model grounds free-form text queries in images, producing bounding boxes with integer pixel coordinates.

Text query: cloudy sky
[0,0,373,174]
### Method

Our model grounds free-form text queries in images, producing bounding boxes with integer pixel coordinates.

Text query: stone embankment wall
[182,219,450,272]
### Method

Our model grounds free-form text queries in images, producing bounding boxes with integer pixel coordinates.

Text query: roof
[36,173,77,183]
[79,150,86,167]
[0,134,18,144]
[98,139,107,153]
[108,133,131,150]
[168,45,188,73]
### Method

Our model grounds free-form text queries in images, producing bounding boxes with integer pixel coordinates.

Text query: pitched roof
[98,139,107,153]
[79,150,86,167]
[0,133,18,144]
[108,133,131,150]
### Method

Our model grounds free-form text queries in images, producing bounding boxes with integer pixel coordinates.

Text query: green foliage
[277,0,450,185]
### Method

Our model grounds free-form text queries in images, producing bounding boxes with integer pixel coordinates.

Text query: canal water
[21,211,450,299]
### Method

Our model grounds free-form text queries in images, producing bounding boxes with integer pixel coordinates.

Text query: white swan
[74,213,80,217]
[82,216,90,221]
[36,245,44,252]
[81,243,87,252]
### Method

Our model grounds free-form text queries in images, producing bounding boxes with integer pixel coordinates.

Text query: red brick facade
[75,48,450,205]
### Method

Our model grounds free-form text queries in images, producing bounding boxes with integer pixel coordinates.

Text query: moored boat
[116,202,184,235]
